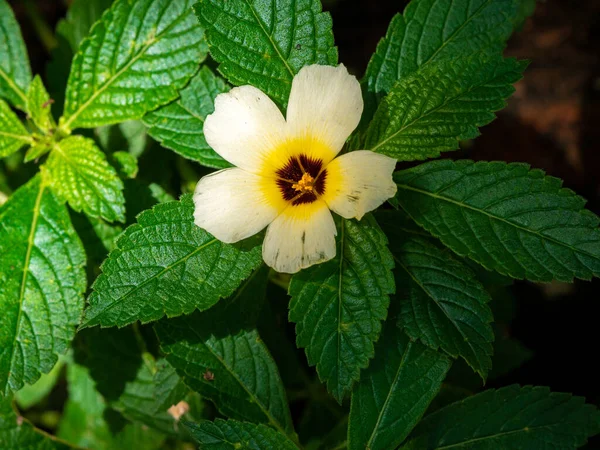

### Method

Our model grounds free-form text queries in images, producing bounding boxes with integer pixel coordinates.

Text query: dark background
[8,0,600,446]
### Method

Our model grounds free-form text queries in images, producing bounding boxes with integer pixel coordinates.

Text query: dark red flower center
[276,154,327,205]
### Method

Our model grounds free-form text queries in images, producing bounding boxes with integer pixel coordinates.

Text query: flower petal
[204,86,286,173]
[193,168,282,243]
[286,64,363,159]
[322,150,397,220]
[263,201,337,273]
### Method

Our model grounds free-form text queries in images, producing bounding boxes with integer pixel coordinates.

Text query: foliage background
[3,0,600,447]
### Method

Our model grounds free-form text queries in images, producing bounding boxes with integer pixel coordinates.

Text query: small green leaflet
[395,159,600,282]
[184,419,299,450]
[363,0,517,104]
[289,216,395,403]
[365,55,526,161]
[44,136,126,223]
[0,99,32,158]
[112,151,139,179]
[0,397,72,449]
[27,76,55,133]
[143,67,230,168]
[61,0,207,130]
[402,385,600,449]
[349,323,452,450]
[81,195,263,329]
[0,0,32,110]
[379,211,494,378]
[194,0,338,108]
[0,176,86,395]
[155,267,296,439]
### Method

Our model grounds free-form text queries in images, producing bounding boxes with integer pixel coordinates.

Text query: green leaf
[61,0,207,130]
[394,159,600,282]
[155,267,296,438]
[57,0,114,51]
[112,151,139,179]
[348,324,452,450]
[112,353,187,435]
[0,176,86,395]
[402,385,600,449]
[184,419,299,450]
[289,216,395,403]
[26,75,55,133]
[0,398,72,449]
[0,0,31,109]
[0,99,32,158]
[194,0,338,107]
[81,194,263,328]
[15,355,65,409]
[385,229,494,379]
[44,136,125,222]
[57,361,166,450]
[364,0,517,105]
[365,55,526,161]
[144,66,230,168]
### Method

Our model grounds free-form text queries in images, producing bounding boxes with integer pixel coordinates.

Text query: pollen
[292,173,315,193]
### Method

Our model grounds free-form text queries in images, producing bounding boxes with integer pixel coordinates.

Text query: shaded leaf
[57,0,114,51]
[395,159,600,282]
[365,55,526,161]
[364,0,517,112]
[0,176,86,395]
[184,419,299,450]
[349,324,452,450]
[57,361,165,450]
[155,267,295,438]
[194,0,337,107]
[112,151,139,179]
[379,209,494,378]
[44,136,125,222]
[61,0,207,130]
[402,385,600,450]
[289,216,395,402]
[144,66,230,168]
[81,195,263,328]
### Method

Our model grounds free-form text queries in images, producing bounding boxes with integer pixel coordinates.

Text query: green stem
[22,0,58,52]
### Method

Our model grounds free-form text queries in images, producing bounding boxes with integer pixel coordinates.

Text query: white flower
[193,64,397,274]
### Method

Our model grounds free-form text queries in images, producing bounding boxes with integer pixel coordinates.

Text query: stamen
[292,173,315,193]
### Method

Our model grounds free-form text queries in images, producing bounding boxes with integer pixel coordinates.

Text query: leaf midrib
[335,219,346,400]
[368,59,512,154]
[62,7,192,130]
[0,129,33,142]
[433,423,565,449]
[186,319,292,439]
[393,253,485,375]
[0,68,27,108]
[5,181,45,394]
[365,340,413,449]
[241,0,295,79]
[397,183,600,262]
[81,239,219,328]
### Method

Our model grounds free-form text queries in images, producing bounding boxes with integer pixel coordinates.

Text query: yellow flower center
[292,172,315,193]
